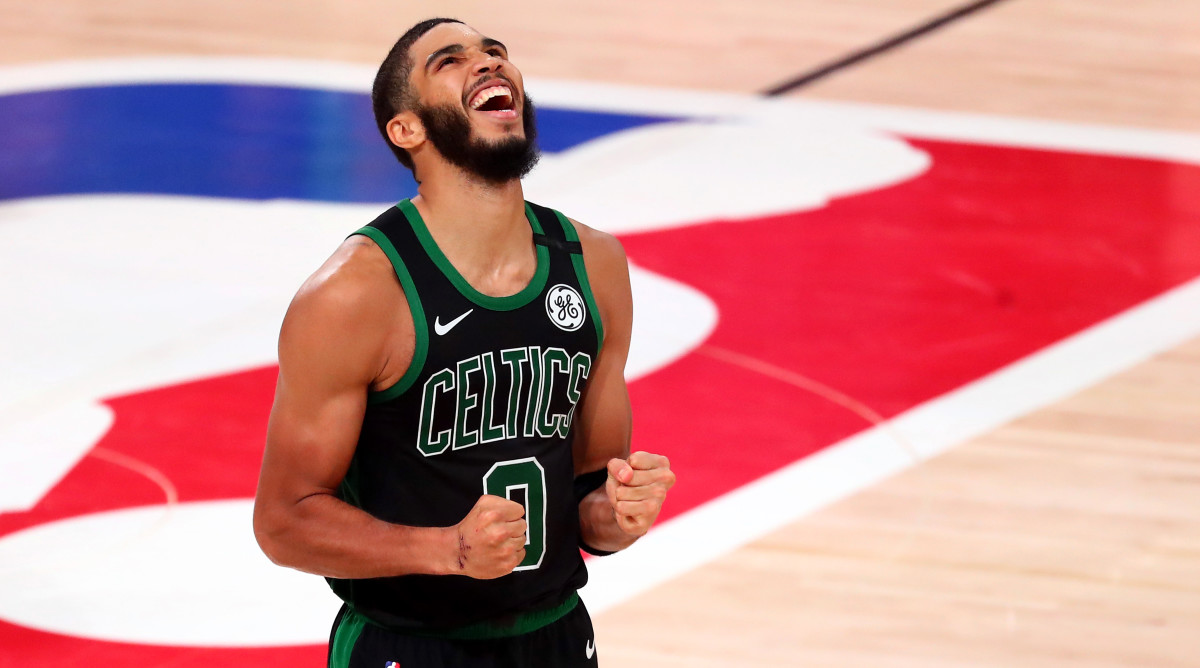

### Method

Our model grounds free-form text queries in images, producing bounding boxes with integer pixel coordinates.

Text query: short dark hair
[372,18,464,171]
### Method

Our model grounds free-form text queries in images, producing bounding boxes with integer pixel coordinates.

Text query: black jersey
[327,199,603,633]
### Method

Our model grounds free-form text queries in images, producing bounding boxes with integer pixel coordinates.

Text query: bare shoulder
[286,235,398,328]
[279,235,409,388]
[567,218,629,280]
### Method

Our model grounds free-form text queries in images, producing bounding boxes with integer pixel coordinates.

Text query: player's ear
[386,111,424,151]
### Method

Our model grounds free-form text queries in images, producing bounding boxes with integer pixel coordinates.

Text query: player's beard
[414,94,540,185]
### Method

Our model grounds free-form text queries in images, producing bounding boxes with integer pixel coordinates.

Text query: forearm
[255,492,457,579]
[578,486,639,553]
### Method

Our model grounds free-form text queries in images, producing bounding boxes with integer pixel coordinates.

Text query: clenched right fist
[453,495,527,579]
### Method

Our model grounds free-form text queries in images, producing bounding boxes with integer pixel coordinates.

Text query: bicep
[260,356,366,502]
[255,279,387,514]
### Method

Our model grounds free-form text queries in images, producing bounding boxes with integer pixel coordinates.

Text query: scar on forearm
[458,531,470,570]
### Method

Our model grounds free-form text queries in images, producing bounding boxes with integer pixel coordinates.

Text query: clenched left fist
[606,451,676,537]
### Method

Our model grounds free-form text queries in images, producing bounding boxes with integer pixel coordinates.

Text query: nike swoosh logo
[434,309,474,336]
[586,639,595,659]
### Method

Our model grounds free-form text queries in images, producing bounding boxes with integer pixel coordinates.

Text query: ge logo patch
[546,284,586,331]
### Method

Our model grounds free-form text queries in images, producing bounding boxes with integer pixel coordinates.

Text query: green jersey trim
[351,226,429,404]
[552,210,606,351]
[329,605,367,668]
[388,591,579,640]
[398,199,550,311]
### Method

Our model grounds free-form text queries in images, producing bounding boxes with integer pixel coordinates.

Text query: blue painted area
[0,84,677,202]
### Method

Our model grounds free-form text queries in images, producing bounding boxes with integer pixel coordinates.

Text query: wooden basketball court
[1,1,1198,666]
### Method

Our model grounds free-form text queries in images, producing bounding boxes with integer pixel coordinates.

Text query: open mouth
[468,83,519,119]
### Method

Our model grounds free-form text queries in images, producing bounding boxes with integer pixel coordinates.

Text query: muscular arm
[253,238,525,580]
[253,238,454,578]
[570,221,675,553]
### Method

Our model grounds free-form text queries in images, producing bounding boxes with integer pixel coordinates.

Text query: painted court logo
[5,55,1200,668]
[546,284,586,331]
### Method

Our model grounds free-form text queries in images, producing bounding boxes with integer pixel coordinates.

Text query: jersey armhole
[551,210,606,351]
[350,226,428,404]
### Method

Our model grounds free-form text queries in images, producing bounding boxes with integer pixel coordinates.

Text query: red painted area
[623,138,1200,518]
[2,138,1199,664]
[0,367,277,538]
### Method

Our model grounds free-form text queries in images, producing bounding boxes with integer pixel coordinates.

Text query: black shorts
[328,596,600,668]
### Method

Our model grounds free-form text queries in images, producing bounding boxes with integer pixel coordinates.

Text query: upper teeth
[471,86,511,109]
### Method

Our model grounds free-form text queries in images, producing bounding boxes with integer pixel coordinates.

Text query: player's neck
[411,170,533,280]
[414,167,527,239]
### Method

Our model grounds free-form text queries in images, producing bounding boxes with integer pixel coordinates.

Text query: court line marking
[761,0,1013,96]
[0,447,176,578]
[89,447,179,508]
[696,343,919,462]
[2,57,1200,617]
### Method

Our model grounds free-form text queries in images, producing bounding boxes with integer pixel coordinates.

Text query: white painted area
[0,196,353,417]
[525,120,927,234]
[583,274,1200,613]
[0,402,113,513]
[627,265,717,379]
[0,499,339,646]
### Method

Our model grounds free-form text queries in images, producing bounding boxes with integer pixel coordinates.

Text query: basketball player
[252,17,676,668]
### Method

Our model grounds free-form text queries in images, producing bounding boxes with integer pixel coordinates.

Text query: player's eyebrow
[425,39,508,72]
[425,44,464,71]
